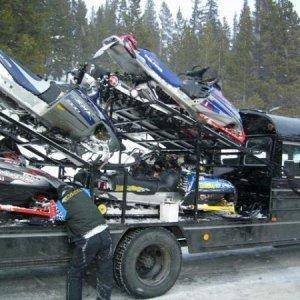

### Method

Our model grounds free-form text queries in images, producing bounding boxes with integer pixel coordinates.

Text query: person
[57,185,113,300]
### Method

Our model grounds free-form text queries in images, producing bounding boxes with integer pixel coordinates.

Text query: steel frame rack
[99,91,254,223]
[0,92,261,225]
[109,89,247,154]
[0,111,90,169]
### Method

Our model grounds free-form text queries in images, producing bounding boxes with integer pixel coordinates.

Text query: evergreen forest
[0,0,299,116]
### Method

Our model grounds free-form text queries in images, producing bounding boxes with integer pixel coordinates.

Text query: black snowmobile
[96,151,236,209]
[0,138,63,207]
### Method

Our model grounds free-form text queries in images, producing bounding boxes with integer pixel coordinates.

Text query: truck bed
[1,211,300,278]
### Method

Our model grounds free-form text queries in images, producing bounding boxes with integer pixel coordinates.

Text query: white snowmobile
[0,50,120,163]
[93,35,246,144]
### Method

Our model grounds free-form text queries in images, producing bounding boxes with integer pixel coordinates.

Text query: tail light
[121,34,138,54]
[130,89,139,98]
[98,180,109,190]
[108,75,119,87]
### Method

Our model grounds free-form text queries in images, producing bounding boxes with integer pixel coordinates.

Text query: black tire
[114,227,182,299]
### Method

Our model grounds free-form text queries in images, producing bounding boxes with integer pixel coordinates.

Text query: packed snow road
[1,245,300,300]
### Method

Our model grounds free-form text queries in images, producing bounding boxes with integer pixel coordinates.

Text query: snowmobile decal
[185,173,235,196]
[115,185,151,193]
[65,90,96,126]
[195,202,235,214]
[62,189,81,202]
[138,49,183,88]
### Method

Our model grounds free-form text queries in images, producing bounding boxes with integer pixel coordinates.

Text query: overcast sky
[84,0,300,26]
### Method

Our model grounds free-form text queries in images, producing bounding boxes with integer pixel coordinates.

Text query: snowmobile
[0,137,63,216]
[0,156,62,207]
[95,151,236,214]
[0,50,120,163]
[92,35,246,145]
[0,139,65,220]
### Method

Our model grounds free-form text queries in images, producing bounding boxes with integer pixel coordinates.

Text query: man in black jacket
[57,186,113,300]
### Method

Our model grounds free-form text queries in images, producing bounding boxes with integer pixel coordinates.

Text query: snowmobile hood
[0,158,64,206]
[0,50,50,95]
[0,157,62,187]
[185,172,235,195]
[138,49,183,88]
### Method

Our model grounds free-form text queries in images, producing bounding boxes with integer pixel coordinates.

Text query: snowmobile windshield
[207,87,243,128]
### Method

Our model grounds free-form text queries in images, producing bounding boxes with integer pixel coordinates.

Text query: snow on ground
[1,245,300,300]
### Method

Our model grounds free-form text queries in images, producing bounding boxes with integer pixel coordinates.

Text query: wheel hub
[139,254,155,269]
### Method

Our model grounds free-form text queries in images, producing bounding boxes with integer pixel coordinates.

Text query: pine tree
[159,1,174,61]
[127,0,141,31]
[45,0,73,79]
[217,18,231,86]
[228,0,256,104]
[90,5,104,53]
[117,0,129,32]
[0,0,51,74]
[191,0,203,36]
[201,23,218,69]
[172,25,201,73]
[276,0,299,85]
[271,0,300,113]
[175,8,186,34]
[140,0,160,51]
[170,8,205,73]
[232,13,239,43]
[204,0,220,36]
[70,0,90,65]
[253,0,300,110]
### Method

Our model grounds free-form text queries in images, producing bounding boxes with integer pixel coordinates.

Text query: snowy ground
[1,245,300,300]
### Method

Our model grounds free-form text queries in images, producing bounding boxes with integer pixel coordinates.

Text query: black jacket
[61,188,106,241]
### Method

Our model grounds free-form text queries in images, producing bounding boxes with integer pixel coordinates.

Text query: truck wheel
[114,227,182,299]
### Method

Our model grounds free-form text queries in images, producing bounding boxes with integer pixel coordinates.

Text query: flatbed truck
[1,111,300,299]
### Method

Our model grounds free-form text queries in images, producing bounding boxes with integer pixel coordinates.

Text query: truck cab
[215,110,300,219]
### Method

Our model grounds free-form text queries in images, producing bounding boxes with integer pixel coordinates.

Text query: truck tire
[114,227,182,299]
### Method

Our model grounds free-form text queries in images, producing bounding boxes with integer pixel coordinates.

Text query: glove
[55,200,67,221]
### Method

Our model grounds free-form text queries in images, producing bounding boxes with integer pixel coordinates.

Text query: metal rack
[0,94,252,224]
[0,110,90,169]
[99,91,254,223]
[108,90,246,154]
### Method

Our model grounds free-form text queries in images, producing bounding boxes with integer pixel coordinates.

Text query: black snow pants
[66,229,113,300]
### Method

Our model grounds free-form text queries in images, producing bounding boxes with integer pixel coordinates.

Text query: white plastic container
[160,201,179,222]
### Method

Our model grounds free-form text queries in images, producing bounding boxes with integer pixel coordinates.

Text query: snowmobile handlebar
[185,67,219,86]
[71,63,89,85]
[185,69,206,79]
[185,66,210,79]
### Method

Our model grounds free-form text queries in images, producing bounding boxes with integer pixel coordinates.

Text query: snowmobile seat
[0,50,51,96]
[111,171,180,194]
[39,81,63,104]
[181,80,211,99]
